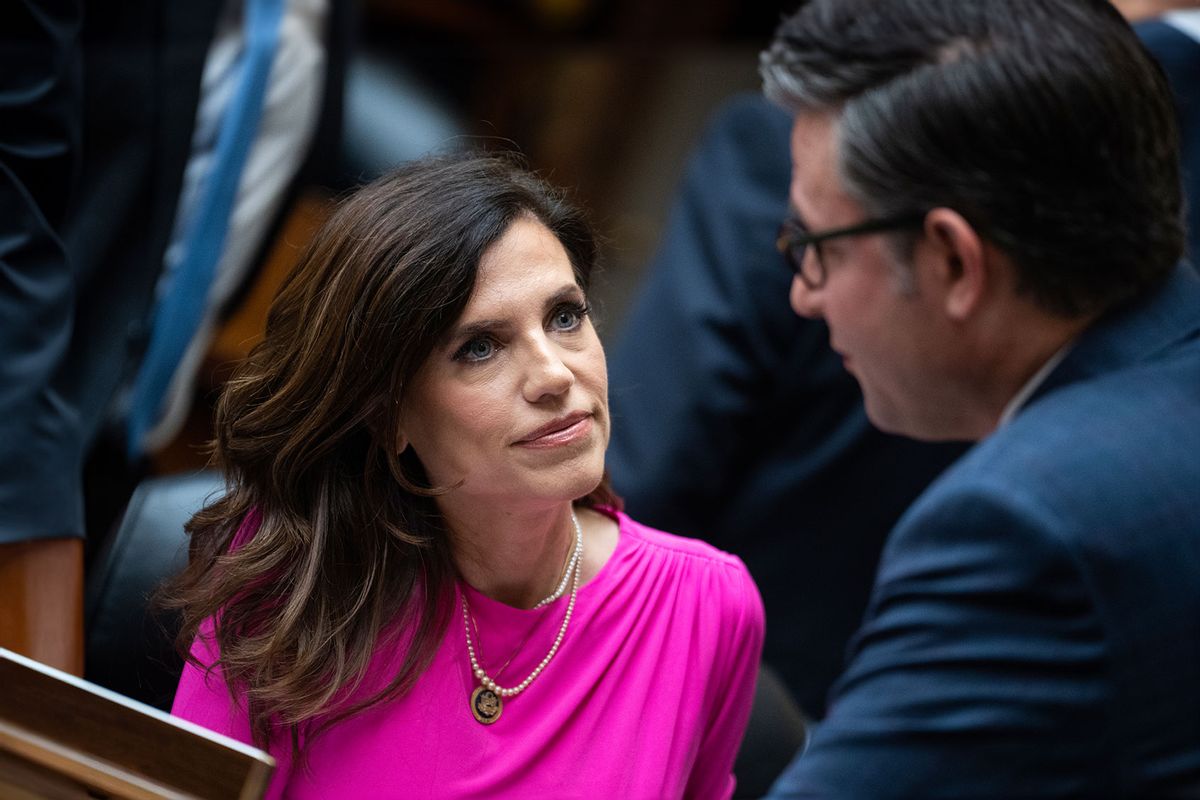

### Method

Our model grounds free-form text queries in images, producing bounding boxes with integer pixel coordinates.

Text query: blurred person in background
[0,0,224,675]
[0,0,335,675]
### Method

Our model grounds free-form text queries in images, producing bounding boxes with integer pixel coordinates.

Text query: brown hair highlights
[161,153,620,751]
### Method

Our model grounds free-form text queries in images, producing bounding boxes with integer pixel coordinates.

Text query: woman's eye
[454,337,497,362]
[550,303,588,332]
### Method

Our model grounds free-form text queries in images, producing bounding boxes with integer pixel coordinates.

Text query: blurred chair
[734,663,808,799]
[84,471,223,711]
[338,51,465,184]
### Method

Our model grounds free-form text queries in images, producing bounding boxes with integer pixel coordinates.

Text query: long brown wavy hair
[161,153,620,752]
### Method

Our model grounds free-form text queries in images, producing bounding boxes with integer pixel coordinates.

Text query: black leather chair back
[734,662,809,798]
[85,471,224,710]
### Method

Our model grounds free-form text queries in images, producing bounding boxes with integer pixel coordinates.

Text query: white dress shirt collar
[996,342,1074,429]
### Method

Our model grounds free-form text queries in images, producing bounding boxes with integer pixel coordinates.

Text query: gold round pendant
[470,685,503,725]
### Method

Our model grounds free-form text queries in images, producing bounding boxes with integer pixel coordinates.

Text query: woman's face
[400,216,609,512]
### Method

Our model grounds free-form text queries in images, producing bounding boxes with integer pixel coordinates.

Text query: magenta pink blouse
[172,510,765,799]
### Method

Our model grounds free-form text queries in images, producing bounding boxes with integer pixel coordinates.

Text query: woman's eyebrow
[446,318,509,343]
[443,284,584,345]
[543,284,585,308]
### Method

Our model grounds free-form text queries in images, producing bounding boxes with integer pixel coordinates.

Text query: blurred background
[149,0,1191,473]
[148,0,790,475]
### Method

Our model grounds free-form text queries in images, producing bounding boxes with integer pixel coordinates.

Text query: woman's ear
[396,407,409,454]
[373,395,408,454]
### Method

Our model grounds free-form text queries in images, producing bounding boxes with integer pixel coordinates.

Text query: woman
[167,153,764,799]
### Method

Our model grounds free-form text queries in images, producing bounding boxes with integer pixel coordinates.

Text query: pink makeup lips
[515,411,593,448]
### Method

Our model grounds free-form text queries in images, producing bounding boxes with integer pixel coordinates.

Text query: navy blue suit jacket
[769,267,1200,797]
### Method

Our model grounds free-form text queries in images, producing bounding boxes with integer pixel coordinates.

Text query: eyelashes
[452,301,591,364]
[549,300,590,332]
[454,337,498,362]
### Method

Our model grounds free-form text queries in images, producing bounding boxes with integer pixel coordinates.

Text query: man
[761,1,1200,796]
[606,93,967,720]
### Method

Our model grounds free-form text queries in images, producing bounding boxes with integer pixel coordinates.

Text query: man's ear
[921,208,986,322]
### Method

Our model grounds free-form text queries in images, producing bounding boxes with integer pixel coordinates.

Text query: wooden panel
[0,747,95,800]
[0,649,273,800]
[0,538,83,676]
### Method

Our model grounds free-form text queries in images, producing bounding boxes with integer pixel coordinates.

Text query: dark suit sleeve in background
[0,0,84,543]
[606,93,805,531]
[1136,17,1200,268]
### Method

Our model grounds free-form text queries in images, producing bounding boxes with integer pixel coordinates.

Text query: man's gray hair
[760,0,1183,318]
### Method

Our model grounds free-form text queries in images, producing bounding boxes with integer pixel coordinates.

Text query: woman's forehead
[462,220,579,310]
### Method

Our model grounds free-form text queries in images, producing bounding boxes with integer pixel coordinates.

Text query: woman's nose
[789,274,824,319]
[522,339,574,402]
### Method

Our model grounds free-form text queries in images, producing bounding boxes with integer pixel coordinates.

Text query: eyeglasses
[777,211,927,290]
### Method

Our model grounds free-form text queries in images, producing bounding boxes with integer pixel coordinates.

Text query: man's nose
[789,274,824,318]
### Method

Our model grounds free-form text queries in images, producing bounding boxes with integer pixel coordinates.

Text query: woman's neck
[445,504,578,609]
[443,504,620,609]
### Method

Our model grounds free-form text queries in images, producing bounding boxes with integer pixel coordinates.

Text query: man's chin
[865,398,979,444]
[863,396,929,441]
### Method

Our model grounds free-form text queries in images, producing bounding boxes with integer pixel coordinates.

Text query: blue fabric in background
[126,0,285,458]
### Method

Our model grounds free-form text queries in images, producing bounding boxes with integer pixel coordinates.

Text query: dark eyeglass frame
[777,212,927,290]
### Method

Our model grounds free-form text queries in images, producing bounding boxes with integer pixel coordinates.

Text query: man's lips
[515,411,593,447]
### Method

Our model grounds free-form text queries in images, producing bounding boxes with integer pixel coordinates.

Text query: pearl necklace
[463,510,583,725]
[532,514,583,609]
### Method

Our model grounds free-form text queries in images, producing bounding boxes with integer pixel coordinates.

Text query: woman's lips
[515,412,593,448]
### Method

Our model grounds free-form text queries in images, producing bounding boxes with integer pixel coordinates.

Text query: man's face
[787,111,955,439]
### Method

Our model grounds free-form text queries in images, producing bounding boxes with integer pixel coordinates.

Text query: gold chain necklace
[463,510,583,725]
